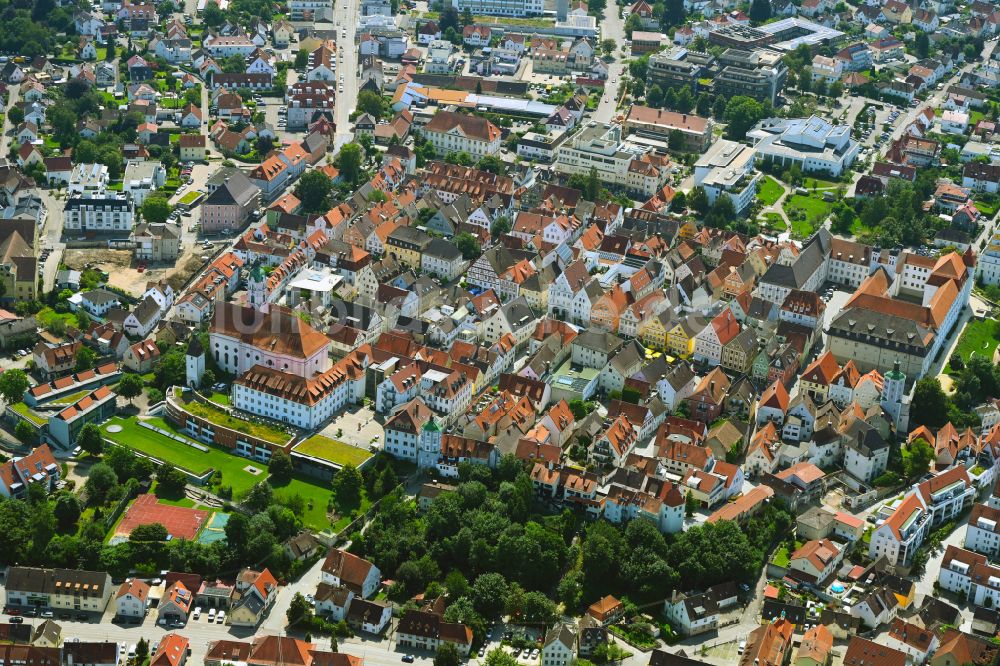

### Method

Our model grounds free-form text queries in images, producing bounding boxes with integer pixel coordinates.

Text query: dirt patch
[938,373,955,394]
[64,249,134,270]
[64,247,205,297]
[165,254,206,292]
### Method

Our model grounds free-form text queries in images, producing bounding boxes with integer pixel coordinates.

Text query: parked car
[401,657,414,664]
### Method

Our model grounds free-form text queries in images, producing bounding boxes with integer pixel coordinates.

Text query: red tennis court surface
[115,494,209,541]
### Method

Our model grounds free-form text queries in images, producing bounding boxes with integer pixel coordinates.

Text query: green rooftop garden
[293,435,373,468]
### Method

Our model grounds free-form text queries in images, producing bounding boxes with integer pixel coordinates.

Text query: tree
[672,190,687,211]
[749,0,771,22]
[130,522,169,541]
[434,642,460,666]
[222,54,247,73]
[646,84,664,108]
[269,449,293,484]
[490,216,511,238]
[476,155,506,176]
[332,464,363,507]
[454,232,481,261]
[483,650,519,666]
[294,49,309,70]
[84,463,118,505]
[287,592,312,625]
[910,31,931,60]
[557,570,583,608]
[902,437,934,479]
[685,490,697,518]
[243,480,274,513]
[295,169,334,213]
[713,95,728,120]
[470,572,509,618]
[7,107,23,127]
[688,186,710,215]
[911,377,949,428]
[75,346,97,372]
[663,0,684,26]
[357,90,386,120]
[337,143,364,184]
[705,195,736,228]
[141,197,172,224]
[105,37,116,61]
[668,129,684,151]
[135,639,149,662]
[696,92,712,116]
[624,13,643,37]
[0,369,29,404]
[78,423,104,456]
[444,570,470,599]
[724,96,765,140]
[157,464,188,496]
[600,38,616,56]
[118,373,144,404]
[51,494,81,533]
[14,417,34,443]
[584,167,601,201]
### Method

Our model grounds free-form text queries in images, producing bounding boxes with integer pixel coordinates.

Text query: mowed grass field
[101,416,262,495]
[757,176,784,207]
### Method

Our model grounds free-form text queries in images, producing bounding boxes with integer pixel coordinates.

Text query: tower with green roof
[418,417,442,469]
[881,361,908,432]
[247,258,267,311]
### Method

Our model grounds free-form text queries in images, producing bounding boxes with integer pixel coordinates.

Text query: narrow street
[592,2,625,125]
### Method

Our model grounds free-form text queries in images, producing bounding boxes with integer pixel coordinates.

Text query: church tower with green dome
[881,361,909,433]
[418,418,442,469]
[247,259,268,311]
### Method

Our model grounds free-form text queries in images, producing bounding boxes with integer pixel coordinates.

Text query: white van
[192,607,201,620]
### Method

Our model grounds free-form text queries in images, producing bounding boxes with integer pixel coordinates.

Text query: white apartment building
[870,467,975,567]
[123,161,167,206]
[422,111,501,159]
[69,163,109,196]
[978,234,1000,285]
[693,139,759,214]
[965,503,1000,558]
[554,122,671,198]
[450,0,543,17]
[747,115,861,177]
[64,194,135,232]
[232,364,359,430]
[938,545,1000,609]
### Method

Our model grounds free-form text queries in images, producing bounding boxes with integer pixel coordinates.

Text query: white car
[217,611,226,624]
[208,608,216,621]
[192,607,201,620]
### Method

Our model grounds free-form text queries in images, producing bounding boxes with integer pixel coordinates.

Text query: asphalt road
[592,2,625,125]
[332,0,361,152]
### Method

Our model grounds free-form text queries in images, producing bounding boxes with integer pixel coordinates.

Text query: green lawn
[178,393,292,445]
[771,545,791,568]
[293,435,373,468]
[757,176,784,207]
[952,318,1000,364]
[178,191,202,205]
[36,307,82,332]
[48,389,96,406]
[784,194,834,238]
[975,198,1000,218]
[10,402,47,427]
[270,475,367,532]
[101,416,263,495]
[760,212,786,232]
[208,392,230,406]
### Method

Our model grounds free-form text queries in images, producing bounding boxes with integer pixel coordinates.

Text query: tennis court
[197,512,229,544]
[115,494,210,541]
